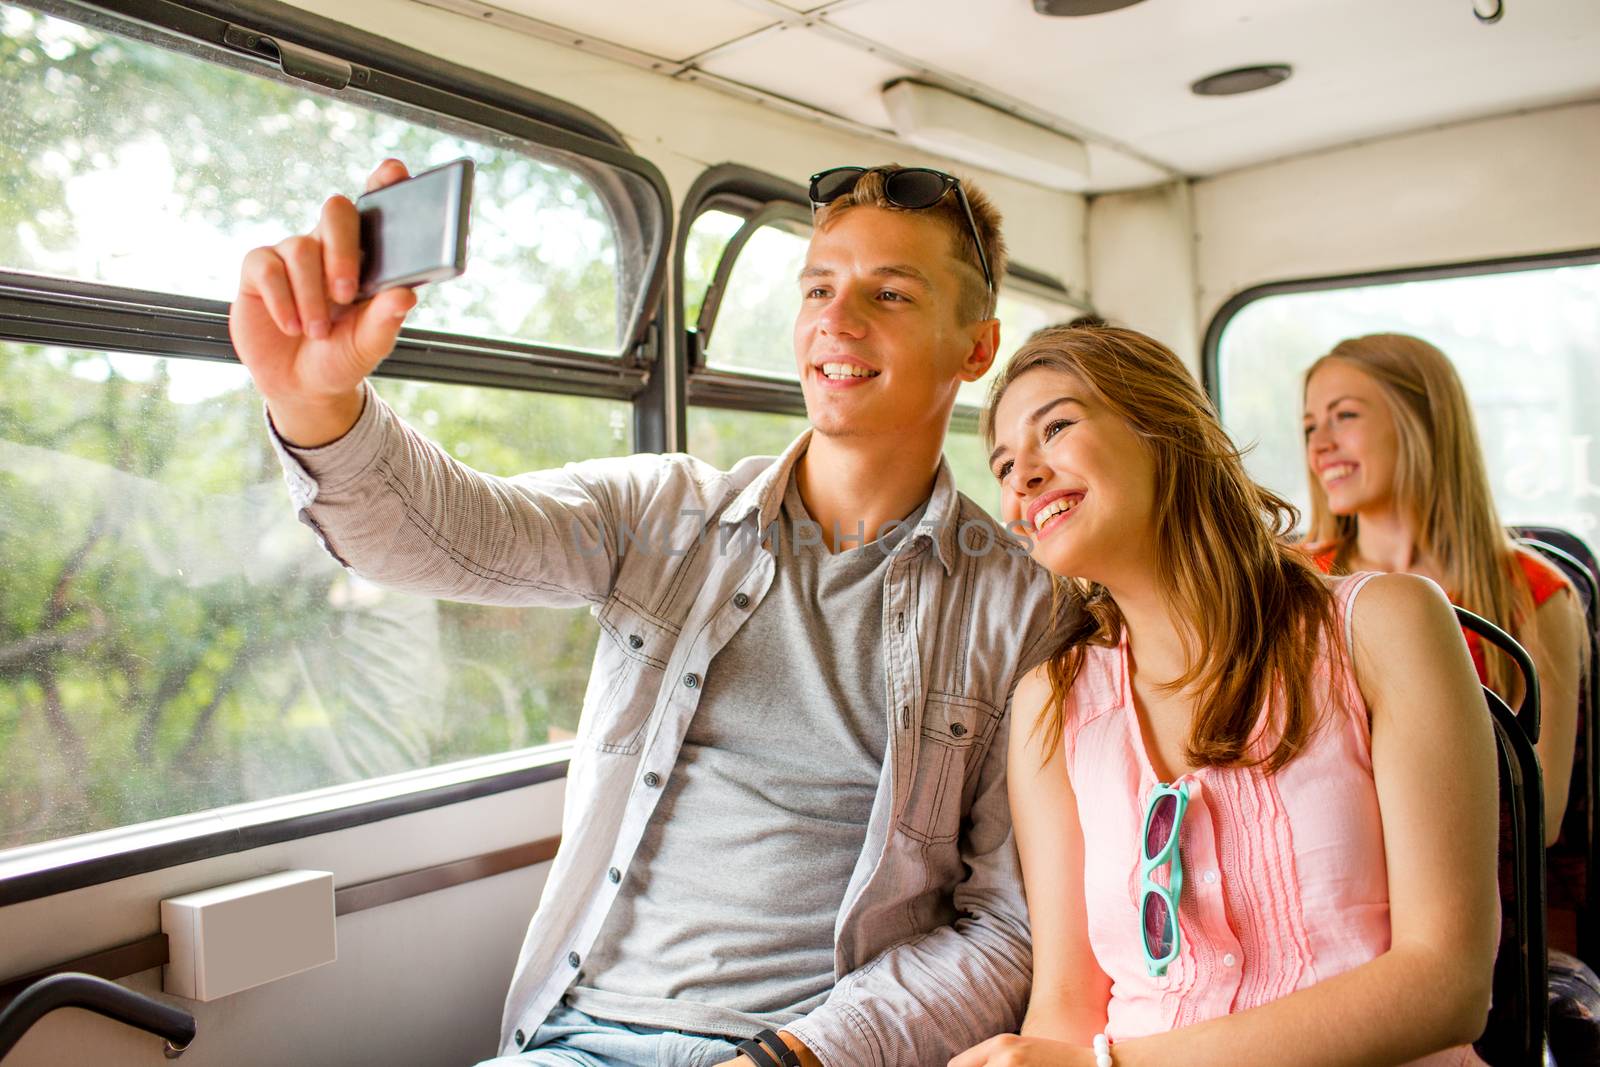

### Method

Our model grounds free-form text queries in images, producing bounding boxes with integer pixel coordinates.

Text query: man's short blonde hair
[813,166,1006,323]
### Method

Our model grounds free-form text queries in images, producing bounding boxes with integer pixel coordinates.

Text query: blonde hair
[985,325,1340,772]
[813,166,1006,323]
[1304,333,1540,697]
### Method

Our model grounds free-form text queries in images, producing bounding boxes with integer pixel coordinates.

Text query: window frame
[1200,246,1600,411]
[0,0,671,901]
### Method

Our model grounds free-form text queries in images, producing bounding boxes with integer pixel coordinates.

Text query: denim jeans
[473,1003,743,1067]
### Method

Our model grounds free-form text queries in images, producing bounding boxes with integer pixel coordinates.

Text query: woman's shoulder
[1014,644,1123,734]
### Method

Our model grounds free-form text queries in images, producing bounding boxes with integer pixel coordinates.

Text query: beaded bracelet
[1092,1032,1114,1067]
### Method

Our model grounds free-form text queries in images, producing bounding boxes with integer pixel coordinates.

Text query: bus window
[0,4,660,356]
[0,1,665,853]
[682,208,744,325]
[1214,261,1600,539]
[688,406,811,470]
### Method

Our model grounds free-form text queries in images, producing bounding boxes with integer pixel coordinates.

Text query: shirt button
[1223,953,1237,967]
[950,722,967,737]
[643,772,661,787]
[568,951,581,968]
[628,634,643,650]
[1203,870,1218,884]
[514,1029,526,1048]
[608,867,622,883]
[683,673,699,689]
[733,592,750,609]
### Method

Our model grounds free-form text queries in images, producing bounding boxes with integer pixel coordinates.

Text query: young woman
[1301,333,1584,853]
[1301,333,1596,1061]
[953,325,1498,1067]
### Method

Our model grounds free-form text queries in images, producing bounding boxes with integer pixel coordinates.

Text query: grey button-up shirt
[270,384,1062,1067]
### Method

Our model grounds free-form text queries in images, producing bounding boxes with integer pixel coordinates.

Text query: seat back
[1516,531,1600,971]
[1481,684,1550,1066]
[1460,603,1549,1065]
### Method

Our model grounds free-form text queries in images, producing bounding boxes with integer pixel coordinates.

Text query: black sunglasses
[807,166,995,295]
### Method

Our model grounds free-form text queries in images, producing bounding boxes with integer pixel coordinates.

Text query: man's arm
[269,382,643,608]
[232,159,638,607]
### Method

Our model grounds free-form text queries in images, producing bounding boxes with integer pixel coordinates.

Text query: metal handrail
[0,973,195,1062]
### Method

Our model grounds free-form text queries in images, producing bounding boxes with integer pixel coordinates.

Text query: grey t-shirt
[567,475,924,1038]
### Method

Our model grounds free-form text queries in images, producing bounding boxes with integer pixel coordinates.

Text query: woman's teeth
[822,362,879,380]
[1034,495,1080,527]
[1322,463,1356,484]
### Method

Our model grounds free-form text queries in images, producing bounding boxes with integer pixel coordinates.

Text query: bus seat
[1463,643,1549,1066]
[1516,532,1599,972]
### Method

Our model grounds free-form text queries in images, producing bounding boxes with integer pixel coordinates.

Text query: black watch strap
[736,1038,784,1067]
[755,1028,803,1067]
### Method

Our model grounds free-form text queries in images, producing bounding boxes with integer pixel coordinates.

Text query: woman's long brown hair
[984,325,1341,773]
[1303,333,1539,698]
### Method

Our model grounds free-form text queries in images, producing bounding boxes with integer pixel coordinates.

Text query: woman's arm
[1000,668,1111,1044]
[957,574,1498,1067]
[1529,587,1585,842]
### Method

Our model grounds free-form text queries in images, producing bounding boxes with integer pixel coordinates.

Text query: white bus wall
[285,0,1092,304]
[0,776,564,1067]
[1086,181,1201,371]
[1192,100,1600,331]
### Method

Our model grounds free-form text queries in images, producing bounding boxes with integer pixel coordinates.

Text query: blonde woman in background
[1302,333,1597,1063]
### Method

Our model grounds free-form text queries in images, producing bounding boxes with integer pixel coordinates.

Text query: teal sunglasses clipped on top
[1139,781,1189,978]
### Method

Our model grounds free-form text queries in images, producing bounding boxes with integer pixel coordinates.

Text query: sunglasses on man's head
[807,166,996,295]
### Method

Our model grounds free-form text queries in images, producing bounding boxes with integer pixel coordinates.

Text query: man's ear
[958,318,1001,383]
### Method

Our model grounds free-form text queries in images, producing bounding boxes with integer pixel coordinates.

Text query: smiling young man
[230,162,1060,1067]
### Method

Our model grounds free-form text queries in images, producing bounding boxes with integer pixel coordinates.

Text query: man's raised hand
[229,159,418,446]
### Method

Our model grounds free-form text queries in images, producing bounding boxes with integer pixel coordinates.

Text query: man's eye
[1302,423,1315,439]
[805,287,829,299]
[878,289,908,302]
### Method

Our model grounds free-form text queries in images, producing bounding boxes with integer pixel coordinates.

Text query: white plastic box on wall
[161,869,337,1001]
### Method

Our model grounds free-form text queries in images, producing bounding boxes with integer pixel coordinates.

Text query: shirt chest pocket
[577,597,674,755]
[896,694,998,844]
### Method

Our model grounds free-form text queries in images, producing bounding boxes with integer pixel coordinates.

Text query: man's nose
[817,290,867,338]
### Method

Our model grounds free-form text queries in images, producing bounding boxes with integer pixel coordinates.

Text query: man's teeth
[1035,495,1081,526]
[1322,463,1356,484]
[822,362,880,380]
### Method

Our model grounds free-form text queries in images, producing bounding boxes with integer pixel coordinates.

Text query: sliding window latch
[223,25,368,91]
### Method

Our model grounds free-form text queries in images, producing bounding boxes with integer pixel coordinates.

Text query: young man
[230,161,1061,1067]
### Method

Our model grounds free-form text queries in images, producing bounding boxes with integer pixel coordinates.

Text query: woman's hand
[948,1034,1094,1067]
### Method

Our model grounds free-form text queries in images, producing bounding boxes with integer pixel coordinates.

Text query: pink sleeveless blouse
[1060,573,1486,1065]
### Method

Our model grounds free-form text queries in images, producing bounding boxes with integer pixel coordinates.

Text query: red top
[1307,546,1567,685]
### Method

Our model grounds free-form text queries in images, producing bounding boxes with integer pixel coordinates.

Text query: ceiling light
[1032,0,1149,14]
[881,80,1090,191]
[1190,64,1293,97]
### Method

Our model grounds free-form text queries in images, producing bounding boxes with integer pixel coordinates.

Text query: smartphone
[355,157,474,301]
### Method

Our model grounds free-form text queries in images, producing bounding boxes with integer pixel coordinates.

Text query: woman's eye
[993,460,1013,481]
[1335,409,1358,421]
[1302,422,1315,440]
[1042,418,1073,441]
[805,287,829,299]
